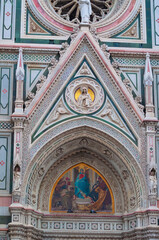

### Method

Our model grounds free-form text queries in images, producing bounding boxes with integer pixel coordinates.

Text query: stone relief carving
[112,61,122,76]
[36,75,47,92]
[46,100,71,125]
[130,196,136,208]
[77,85,93,107]
[25,91,35,108]
[79,138,89,146]
[47,57,58,77]
[55,147,64,157]
[100,101,124,128]
[38,167,45,177]
[29,16,47,33]
[123,80,144,114]
[122,170,129,180]
[65,78,104,114]
[90,27,99,42]
[123,78,132,95]
[32,192,36,205]
[70,28,79,43]
[75,63,94,78]
[101,44,110,60]
[60,42,69,58]
[135,96,144,113]
[103,149,112,157]
[79,62,91,75]
[121,21,138,38]
[50,56,59,67]
[25,75,47,110]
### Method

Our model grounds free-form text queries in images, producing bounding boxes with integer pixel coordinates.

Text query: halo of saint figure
[51,164,113,213]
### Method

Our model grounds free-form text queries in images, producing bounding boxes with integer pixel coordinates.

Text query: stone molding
[9,204,159,239]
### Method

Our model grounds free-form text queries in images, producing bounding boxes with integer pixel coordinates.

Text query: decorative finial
[144,53,153,86]
[16,48,24,81]
[144,53,156,119]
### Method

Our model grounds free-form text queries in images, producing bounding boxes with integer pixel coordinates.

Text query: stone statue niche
[13,164,21,192]
[149,168,157,195]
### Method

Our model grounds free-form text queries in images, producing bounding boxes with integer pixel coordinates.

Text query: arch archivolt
[22,127,148,215]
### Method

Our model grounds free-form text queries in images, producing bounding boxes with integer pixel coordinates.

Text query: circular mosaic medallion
[65,78,104,114]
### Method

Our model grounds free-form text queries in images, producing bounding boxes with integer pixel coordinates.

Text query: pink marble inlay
[2,89,7,94]
[32,0,73,32]
[6,12,11,16]
[0,196,12,206]
[97,0,136,33]
[0,160,5,166]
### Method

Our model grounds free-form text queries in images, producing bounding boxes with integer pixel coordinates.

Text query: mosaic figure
[75,168,90,198]
[51,164,112,213]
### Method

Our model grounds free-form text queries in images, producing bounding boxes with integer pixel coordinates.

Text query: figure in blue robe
[75,168,90,199]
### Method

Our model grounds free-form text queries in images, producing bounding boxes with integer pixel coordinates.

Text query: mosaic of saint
[50,163,113,213]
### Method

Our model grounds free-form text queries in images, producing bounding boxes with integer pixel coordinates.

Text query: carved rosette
[65,78,104,114]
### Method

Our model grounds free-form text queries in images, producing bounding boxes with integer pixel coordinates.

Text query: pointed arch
[49,162,115,214]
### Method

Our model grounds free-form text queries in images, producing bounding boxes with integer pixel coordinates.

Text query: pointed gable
[23,30,144,147]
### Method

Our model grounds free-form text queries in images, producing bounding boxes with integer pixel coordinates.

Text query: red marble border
[32,0,73,32]
[0,44,61,49]
[0,196,12,207]
[27,32,85,117]
[97,0,136,33]
[86,32,143,122]
[1,44,159,55]
[9,204,159,217]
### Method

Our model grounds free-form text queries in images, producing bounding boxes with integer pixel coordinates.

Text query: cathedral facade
[0,0,159,239]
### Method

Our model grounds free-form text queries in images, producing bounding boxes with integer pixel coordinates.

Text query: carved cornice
[8,204,159,239]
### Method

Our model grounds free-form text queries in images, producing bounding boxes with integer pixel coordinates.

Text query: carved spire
[16,48,24,81]
[144,53,155,119]
[14,48,24,114]
[144,53,153,86]
[12,49,25,203]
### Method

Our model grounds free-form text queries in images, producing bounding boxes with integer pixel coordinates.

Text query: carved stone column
[11,48,25,203]
[12,117,25,203]
[143,53,158,207]
[145,123,158,207]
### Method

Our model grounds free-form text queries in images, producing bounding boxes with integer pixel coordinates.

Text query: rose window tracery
[50,0,115,23]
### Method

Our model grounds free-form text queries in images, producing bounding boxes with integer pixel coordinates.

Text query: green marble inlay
[0,216,11,224]
[111,14,140,40]
[31,58,137,146]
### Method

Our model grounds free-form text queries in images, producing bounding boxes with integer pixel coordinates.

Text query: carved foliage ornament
[65,78,104,114]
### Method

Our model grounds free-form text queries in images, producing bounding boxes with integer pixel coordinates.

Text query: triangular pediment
[74,61,94,78]
[24,31,143,146]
